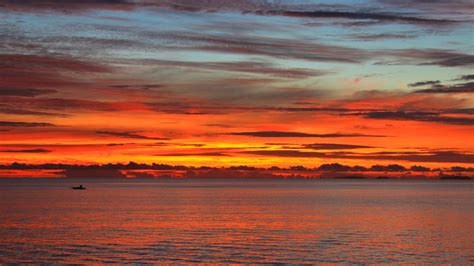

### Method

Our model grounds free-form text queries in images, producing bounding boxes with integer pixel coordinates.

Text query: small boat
[72,185,86,190]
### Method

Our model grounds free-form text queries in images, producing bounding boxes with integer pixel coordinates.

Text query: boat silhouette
[72,185,86,190]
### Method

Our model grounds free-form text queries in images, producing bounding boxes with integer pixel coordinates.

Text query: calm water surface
[0,179,472,264]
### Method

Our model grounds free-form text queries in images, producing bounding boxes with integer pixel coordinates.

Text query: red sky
[0,0,473,171]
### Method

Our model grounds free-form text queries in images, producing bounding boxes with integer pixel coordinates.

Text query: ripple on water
[0,179,472,264]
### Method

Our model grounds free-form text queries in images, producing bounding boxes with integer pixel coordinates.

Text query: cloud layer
[0,0,472,170]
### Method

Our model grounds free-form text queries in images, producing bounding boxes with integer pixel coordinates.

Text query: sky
[0,0,473,170]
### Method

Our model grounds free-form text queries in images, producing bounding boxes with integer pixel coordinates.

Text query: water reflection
[0,179,472,263]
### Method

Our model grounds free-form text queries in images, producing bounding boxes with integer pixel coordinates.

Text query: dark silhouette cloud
[268,107,351,112]
[0,121,55,127]
[381,49,474,67]
[2,162,472,179]
[383,151,474,164]
[0,54,112,90]
[455,74,474,81]
[229,131,385,138]
[408,80,441,87]
[0,54,111,74]
[96,131,169,140]
[447,108,474,115]
[144,102,357,116]
[262,10,459,25]
[318,163,354,171]
[358,111,474,125]
[245,150,329,157]
[410,165,430,172]
[415,82,474,93]
[369,164,406,172]
[347,33,417,41]
[110,84,164,89]
[145,102,223,115]
[243,149,474,163]
[0,108,66,117]
[0,97,142,113]
[0,0,133,12]
[156,152,230,157]
[204,123,232,128]
[3,0,463,27]
[303,143,375,150]
[0,87,57,97]
[0,148,51,153]
[377,0,474,17]
[450,166,474,172]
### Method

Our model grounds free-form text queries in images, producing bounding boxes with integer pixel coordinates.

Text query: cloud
[96,131,169,140]
[144,92,337,113]
[153,34,474,69]
[0,54,112,89]
[0,121,55,127]
[2,0,468,30]
[204,123,232,128]
[447,108,474,115]
[110,84,164,89]
[369,164,406,172]
[338,89,469,112]
[380,49,474,67]
[0,0,133,12]
[359,111,474,125]
[0,108,66,117]
[162,32,372,64]
[156,152,230,157]
[229,131,385,138]
[134,59,327,79]
[455,74,474,81]
[244,149,474,163]
[2,162,472,179]
[245,150,326,157]
[374,151,474,164]
[262,10,459,25]
[318,163,354,171]
[0,54,110,74]
[145,102,224,115]
[303,143,375,150]
[268,107,351,112]
[408,80,441,87]
[414,82,474,93]
[0,97,147,114]
[377,0,474,19]
[20,0,467,26]
[0,87,57,97]
[347,33,417,41]
[410,165,430,172]
[0,148,51,153]
[1,0,472,169]
[1,96,349,117]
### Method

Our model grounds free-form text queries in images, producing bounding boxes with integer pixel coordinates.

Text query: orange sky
[0,0,473,169]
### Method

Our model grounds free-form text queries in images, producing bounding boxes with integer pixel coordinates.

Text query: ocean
[0,178,472,264]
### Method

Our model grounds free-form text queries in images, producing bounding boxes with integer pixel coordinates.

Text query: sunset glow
[1,2,474,263]
[0,0,473,175]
